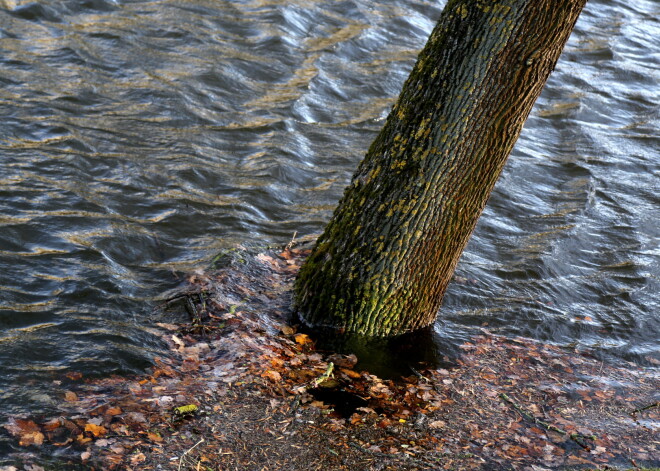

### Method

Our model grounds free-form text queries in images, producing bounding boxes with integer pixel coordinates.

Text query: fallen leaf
[377,418,392,428]
[318,378,340,388]
[147,432,163,442]
[294,334,312,346]
[262,370,282,382]
[327,353,358,368]
[280,325,295,335]
[52,438,73,447]
[105,407,122,416]
[64,391,78,402]
[171,335,185,349]
[42,419,62,432]
[84,423,107,437]
[20,431,44,446]
[350,413,363,425]
[256,254,277,265]
[340,368,361,379]
[5,419,44,446]
[125,412,147,424]
[130,452,146,465]
[88,417,103,426]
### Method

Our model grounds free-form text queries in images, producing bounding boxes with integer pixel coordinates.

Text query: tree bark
[294,0,587,336]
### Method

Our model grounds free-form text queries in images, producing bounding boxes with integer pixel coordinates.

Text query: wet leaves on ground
[2,245,658,470]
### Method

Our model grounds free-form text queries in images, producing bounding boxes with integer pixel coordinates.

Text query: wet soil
[2,246,658,470]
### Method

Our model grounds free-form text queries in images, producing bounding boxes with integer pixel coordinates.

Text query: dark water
[0,0,658,418]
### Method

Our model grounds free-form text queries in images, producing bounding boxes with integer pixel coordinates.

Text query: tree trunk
[294,0,587,336]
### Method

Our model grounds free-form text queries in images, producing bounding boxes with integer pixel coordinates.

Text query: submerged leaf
[263,370,282,382]
[84,423,107,437]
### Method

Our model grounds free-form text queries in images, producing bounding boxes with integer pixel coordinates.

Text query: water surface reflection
[0,0,658,417]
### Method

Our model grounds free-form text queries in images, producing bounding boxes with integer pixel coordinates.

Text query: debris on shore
[2,245,658,470]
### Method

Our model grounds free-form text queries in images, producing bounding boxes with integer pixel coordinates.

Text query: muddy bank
[2,246,658,470]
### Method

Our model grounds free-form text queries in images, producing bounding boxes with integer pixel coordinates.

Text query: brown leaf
[147,432,163,442]
[256,254,277,265]
[84,423,107,437]
[105,407,123,416]
[340,368,361,379]
[42,419,62,432]
[262,370,282,382]
[318,378,340,388]
[52,438,73,447]
[64,391,78,402]
[377,418,392,428]
[5,418,44,447]
[280,325,295,336]
[294,334,312,346]
[130,452,146,465]
[20,431,45,446]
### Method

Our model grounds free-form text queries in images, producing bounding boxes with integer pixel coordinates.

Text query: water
[0,0,658,418]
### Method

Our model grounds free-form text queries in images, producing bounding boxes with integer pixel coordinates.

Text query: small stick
[499,393,595,449]
[348,441,434,467]
[178,438,205,471]
[631,401,659,415]
[285,231,298,251]
[409,366,430,382]
[290,362,335,414]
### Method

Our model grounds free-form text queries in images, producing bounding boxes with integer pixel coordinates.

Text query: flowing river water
[0,0,658,419]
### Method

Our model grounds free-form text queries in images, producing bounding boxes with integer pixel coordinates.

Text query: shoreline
[2,246,658,470]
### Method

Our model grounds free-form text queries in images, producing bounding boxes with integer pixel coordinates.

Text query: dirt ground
[2,245,658,470]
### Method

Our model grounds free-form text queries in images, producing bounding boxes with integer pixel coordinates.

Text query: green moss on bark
[295,0,587,336]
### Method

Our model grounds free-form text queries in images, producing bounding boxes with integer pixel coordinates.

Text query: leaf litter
[1,244,658,470]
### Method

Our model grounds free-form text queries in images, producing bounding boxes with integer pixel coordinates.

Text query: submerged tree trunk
[294,0,587,336]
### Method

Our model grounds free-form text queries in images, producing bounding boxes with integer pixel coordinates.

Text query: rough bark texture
[294,0,587,336]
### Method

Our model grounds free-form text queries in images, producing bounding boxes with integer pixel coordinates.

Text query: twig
[630,401,659,415]
[290,362,335,414]
[348,441,437,468]
[157,290,201,308]
[186,296,198,320]
[409,366,430,382]
[285,231,298,251]
[178,438,205,471]
[499,393,595,450]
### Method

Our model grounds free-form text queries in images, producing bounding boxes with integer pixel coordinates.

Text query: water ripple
[0,0,658,417]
